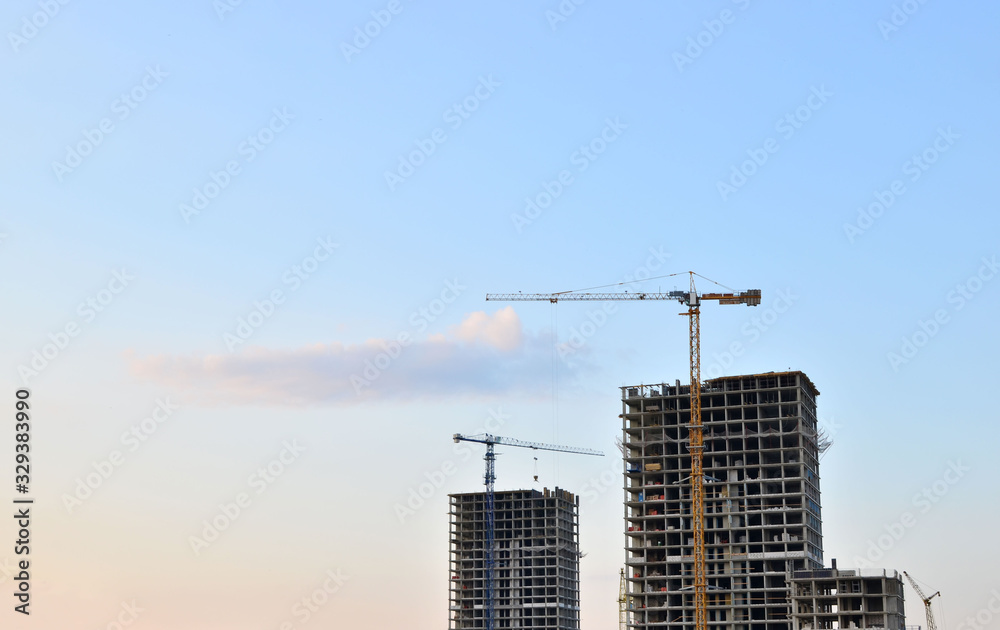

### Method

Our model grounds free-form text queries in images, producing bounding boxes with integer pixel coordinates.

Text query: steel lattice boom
[487,272,760,630]
[487,290,761,305]
[453,433,604,456]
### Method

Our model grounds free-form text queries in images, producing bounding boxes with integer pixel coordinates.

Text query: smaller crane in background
[619,568,630,630]
[904,571,941,630]
[452,433,604,630]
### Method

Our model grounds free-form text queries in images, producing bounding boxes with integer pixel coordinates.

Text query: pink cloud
[450,306,522,351]
[127,309,557,407]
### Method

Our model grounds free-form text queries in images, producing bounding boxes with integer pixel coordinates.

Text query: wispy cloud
[127,308,561,406]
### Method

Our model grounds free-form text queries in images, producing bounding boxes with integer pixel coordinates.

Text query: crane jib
[485,289,761,306]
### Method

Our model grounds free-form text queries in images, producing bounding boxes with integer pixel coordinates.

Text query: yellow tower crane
[619,568,629,630]
[488,271,761,630]
[904,571,941,630]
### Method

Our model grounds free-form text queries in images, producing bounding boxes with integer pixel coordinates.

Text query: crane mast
[453,433,603,630]
[687,279,707,630]
[619,568,629,630]
[487,272,760,630]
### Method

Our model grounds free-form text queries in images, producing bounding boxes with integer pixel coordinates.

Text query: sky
[1,1,998,628]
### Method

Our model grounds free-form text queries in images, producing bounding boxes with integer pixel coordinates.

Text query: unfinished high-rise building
[789,568,906,630]
[621,371,825,630]
[449,488,581,630]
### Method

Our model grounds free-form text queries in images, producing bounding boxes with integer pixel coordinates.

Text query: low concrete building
[788,568,906,630]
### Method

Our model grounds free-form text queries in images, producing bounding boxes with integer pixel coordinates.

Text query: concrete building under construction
[621,371,827,630]
[449,488,581,630]
[789,568,906,630]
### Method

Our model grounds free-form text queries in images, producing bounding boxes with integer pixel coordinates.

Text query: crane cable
[553,271,737,296]
[551,302,560,483]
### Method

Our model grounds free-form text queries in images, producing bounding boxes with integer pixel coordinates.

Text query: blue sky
[2,1,998,628]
